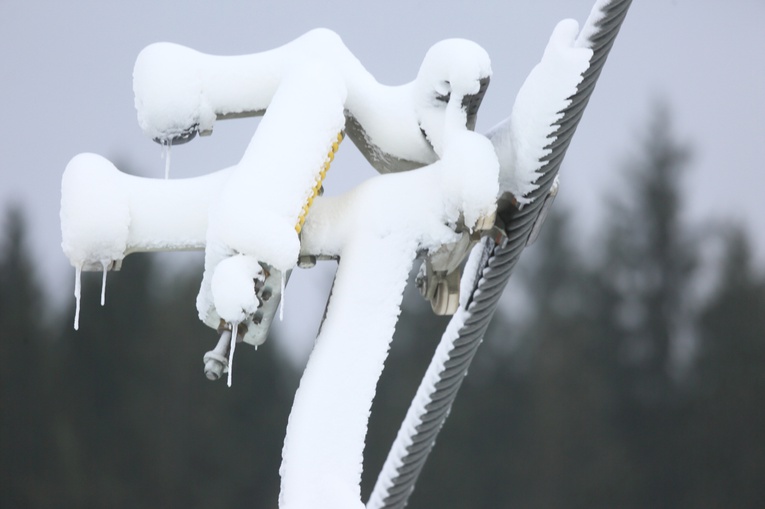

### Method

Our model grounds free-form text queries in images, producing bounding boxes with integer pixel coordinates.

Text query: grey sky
[1,0,763,326]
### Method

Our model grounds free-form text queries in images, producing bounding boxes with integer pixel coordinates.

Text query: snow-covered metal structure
[369,1,632,506]
[59,0,631,507]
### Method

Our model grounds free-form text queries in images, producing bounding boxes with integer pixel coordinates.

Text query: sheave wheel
[432,279,460,316]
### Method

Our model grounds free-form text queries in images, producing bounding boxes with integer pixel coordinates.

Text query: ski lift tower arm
[367,1,632,507]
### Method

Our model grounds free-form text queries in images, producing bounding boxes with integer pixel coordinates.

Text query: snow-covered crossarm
[60,117,499,508]
[60,153,229,266]
[60,157,224,264]
[133,29,352,143]
[60,153,232,328]
[134,29,491,175]
[59,1,631,505]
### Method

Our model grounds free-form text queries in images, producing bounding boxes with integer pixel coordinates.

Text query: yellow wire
[295,131,344,234]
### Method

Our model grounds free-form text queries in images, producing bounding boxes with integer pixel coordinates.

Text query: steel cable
[367,1,632,507]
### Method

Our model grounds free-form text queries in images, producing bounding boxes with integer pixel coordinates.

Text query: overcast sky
[1,0,763,347]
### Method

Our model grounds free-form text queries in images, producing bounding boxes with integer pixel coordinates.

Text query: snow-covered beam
[63,29,501,507]
[133,29,491,175]
[60,153,230,270]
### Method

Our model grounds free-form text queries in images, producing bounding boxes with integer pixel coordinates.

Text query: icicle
[161,140,172,179]
[227,322,239,388]
[73,265,82,330]
[279,272,285,321]
[100,259,109,306]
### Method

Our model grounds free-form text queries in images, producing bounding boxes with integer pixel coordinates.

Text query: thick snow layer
[210,254,265,325]
[134,29,490,170]
[210,255,266,387]
[486,19,592,203]
[415,39,491,157]
[195,62,347,336]
[280,232,416,509]
[61,153,231,269]
[61,154,130,270]
[209,62,346,271]
[59,24,606,507]
[67,39,498,501]
[133,30,348,142]
[60,154,231,328]
[300,136,497,258]
[285,129,498,509]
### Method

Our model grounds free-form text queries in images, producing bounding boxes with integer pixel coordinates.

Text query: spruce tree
[597,104,698,507]
[688,228,765,508]
[0,207,49,508]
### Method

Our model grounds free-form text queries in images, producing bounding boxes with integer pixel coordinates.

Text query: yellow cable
[295,131,344,234]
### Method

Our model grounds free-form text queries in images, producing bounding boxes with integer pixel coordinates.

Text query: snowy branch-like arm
[60,153,230,270]
[60,154,231,330]
[134,29,492,174]
[133,29,357,141]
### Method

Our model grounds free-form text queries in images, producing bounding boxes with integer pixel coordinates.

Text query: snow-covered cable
[367,1,632,507]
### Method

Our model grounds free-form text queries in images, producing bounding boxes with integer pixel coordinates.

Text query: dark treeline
[2,108,764,508]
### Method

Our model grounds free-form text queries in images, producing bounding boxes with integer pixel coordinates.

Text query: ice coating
[161,142,171,179]
[487,19,592,203]
[100,260,108,306]
[279,273,285,322]
[227,322,239,388]
[73,266,81,330]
